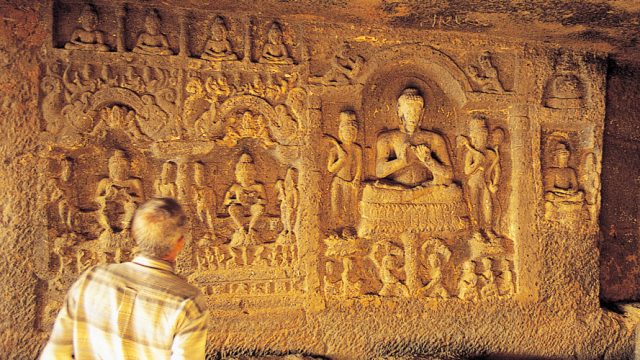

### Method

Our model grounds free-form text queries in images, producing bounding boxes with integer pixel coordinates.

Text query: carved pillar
[300,95,323,310]
[243,17,252,63]
[115,6,126,52]
[401,232,419,296]
[507,104,539,301]
[178,11,189,58]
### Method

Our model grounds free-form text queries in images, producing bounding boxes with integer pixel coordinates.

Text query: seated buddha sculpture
[133,10,173,56]
[259,22,293,65]
[64,5,110,52]
[359,88,466,237]
[543,142,584,219]
[201,16,237,61]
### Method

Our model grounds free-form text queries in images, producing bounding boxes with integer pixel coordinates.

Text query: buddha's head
[78,5,98,32]
[427,253,441,268]
[212,16,228,40]
[397,88,424,135]
[235,153,257,187]
[267,23,284,44]
[469,114,489,148]
[109,150,130,181]
[145,10,161,35]
[338,111,358,144]
[552,142,571,168]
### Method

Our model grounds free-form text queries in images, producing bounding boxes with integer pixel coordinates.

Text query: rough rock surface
[0,1,638,359]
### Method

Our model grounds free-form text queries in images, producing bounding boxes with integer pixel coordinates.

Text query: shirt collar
[132,255,175,273]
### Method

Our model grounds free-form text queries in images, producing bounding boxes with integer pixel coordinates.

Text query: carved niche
[541,131,597,223]
[320,45,516,302]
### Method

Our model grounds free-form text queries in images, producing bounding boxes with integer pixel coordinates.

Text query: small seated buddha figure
[133,10,173,56]
[259,22,293,65]
[543,142,585,219]
[223,153,267,246]
[64,5,110,52]
[201,16,237,61]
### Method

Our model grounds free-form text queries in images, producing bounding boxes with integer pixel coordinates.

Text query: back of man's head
[132,197,187,259]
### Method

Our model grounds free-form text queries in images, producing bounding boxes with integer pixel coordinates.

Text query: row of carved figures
[63,5,295,65]
[199,278,304,297]
[323,238,514,301]
[58,3,590,105]
[48,149,298,249]
[325,98,506,239]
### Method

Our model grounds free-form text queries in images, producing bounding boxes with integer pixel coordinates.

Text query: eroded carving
[327,111,362,231]
[467,51,504,94]
[370,240,410,297]
[310,43,364,85]
[323,231,368,298]
[155,161,178,198]
[543,52,585,109]
[580,151,601,221]
[64,5,110,52]
[133,10,173,55]
[275,168,298,245]
[95,150,144,262]
[218,110,276,148]
[416,238,451,298]
[201,16,238,62]
[193,161,218,235]
[543,140,585,221]
[259,22,293,65]
[457,114,505,240]
[46,156,76,230]
[457,260,479,302]
[223,153,267,246]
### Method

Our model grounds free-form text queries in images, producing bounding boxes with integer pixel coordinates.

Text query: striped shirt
[40,255,209,360]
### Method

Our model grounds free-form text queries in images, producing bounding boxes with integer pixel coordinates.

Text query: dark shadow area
[599,58,640,303]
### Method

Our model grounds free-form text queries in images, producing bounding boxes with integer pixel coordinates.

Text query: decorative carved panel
[35,1,607,357]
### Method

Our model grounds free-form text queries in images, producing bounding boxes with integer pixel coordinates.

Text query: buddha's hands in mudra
[414,144,434,165]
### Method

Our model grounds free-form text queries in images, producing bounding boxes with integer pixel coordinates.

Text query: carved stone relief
[34,2,609,357]
[466,51,505,94]
[543,51,586,109]
[541,132,594,223]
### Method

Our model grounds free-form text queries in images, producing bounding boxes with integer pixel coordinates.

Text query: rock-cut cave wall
[0,1,638,359]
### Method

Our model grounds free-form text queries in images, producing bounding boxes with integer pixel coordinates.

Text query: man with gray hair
[41,197,209,359]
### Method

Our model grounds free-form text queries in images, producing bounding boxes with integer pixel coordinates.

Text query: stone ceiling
[161,0,640,60]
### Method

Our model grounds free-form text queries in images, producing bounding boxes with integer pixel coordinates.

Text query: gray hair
[132,197,187,258]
